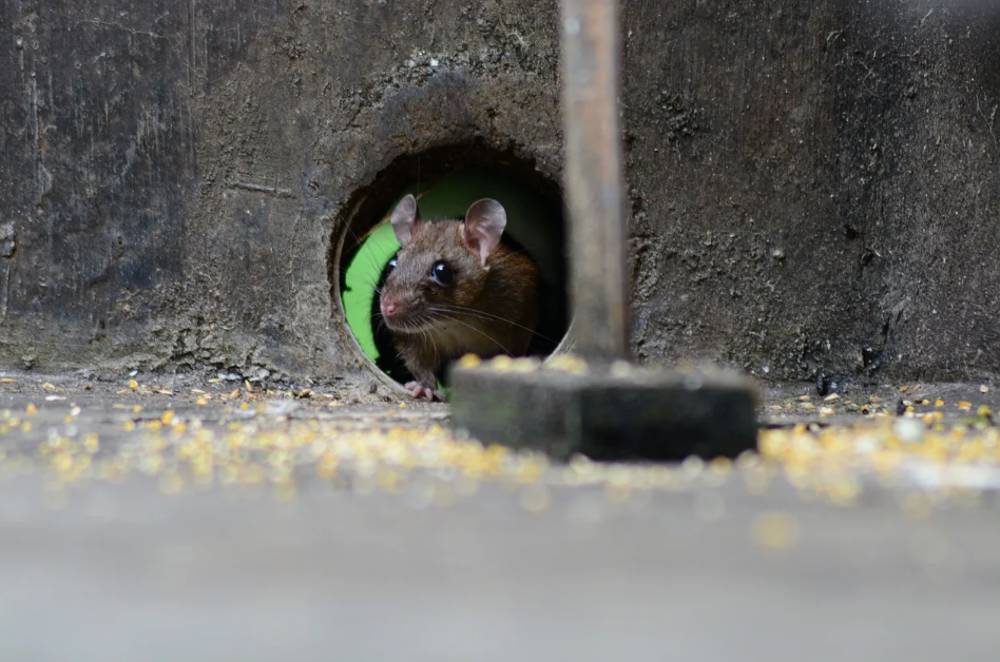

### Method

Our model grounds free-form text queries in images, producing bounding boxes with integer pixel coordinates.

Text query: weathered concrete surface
[0,374,997,661]
[0,0,563,380]
[4,476,1000,662]
[1,1,999,385]
[624,0,1000,383]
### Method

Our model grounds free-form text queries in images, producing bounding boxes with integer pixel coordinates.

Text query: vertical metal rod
[560,0,629,361]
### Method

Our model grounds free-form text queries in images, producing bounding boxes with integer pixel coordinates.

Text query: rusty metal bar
[560,0,629,361]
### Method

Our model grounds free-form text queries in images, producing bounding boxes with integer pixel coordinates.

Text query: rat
[378,194,540,401]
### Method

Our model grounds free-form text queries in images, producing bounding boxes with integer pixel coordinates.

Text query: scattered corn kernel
[752,512,799,551]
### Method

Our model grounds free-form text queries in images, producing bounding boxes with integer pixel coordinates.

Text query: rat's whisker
[428,304,555,343]
[420,326,440,365]
[421,326,437,362]
[432,312,513,355]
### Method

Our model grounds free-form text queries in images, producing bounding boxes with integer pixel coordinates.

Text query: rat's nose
[380,296,401,320]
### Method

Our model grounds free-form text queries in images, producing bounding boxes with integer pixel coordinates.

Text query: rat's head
[378,194,507,334]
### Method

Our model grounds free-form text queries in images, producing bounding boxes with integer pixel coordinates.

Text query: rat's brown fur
[380,218,539,397]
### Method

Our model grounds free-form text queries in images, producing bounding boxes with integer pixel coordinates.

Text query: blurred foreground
[0,373,998,661]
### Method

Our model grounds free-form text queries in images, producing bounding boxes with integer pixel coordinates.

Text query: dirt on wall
[0,0,998,387]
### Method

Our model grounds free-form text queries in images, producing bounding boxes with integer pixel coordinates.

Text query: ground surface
[0,371,999,661]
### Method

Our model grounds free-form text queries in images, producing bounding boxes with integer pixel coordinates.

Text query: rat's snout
[380,295,404,321]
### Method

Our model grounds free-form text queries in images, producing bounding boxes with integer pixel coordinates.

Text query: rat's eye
[386,257,398,271]
[430,260,454,286]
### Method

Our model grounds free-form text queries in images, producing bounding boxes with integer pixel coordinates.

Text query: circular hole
[331,143,569,391]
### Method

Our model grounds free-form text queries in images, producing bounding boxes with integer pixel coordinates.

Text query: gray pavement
[0,374,997,661]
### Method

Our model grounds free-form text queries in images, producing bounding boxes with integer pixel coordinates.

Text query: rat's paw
[403,381,427,400]
[404,381,443,401]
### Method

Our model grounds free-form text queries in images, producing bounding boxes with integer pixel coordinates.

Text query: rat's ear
[461,198,507,268]
[390,194,421,246]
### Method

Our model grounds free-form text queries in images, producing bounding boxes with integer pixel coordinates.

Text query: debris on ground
[0,374,996,512]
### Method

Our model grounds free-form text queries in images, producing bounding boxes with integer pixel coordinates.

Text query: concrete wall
[1,0,998,384]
